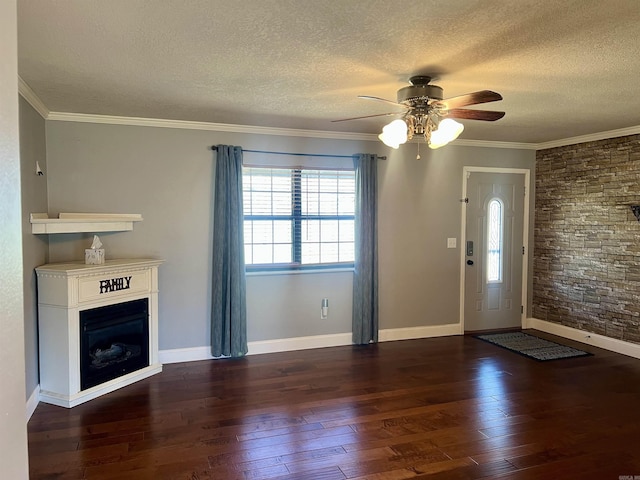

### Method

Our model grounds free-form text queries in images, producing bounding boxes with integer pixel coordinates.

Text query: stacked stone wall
[534,134,640,343]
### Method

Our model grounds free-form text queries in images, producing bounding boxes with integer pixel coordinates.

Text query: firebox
[80,298,149,390]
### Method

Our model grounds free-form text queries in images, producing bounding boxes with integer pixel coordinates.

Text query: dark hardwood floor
[28,330,640,479]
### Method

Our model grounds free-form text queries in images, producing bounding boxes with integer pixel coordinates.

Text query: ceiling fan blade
[435,90,503,109]
[358,95,407,108]
[331,112,403,122]
[445,109,505,121]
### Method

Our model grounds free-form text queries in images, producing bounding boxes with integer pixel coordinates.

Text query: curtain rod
[211,146,386,160]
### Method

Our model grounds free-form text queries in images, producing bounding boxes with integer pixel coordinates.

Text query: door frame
[459,166,531,333]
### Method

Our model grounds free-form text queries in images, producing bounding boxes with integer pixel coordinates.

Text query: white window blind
[243,167,355,269]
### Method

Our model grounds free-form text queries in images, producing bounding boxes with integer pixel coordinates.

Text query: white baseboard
[159,324,462,364]
[248,332,352,355]
[159,333,353,363]
[26,385,40,421]
[526,317,640,360]
[28,320,639,412]
[39,364,163,408]
[29,326,461,412]
[158,346,215,364]
[379,323,461,342]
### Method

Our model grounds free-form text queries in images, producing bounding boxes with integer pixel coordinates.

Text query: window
[243,167,355,270]
[486,198,503,283]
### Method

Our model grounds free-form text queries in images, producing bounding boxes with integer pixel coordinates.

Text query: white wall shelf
[30,213,143,234]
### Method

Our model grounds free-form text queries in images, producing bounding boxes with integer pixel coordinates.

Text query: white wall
[44,122,380,350]
[20,97,48,398]
[378,144,535,329]
[247,271,353,341]
[0,0,30,476]
[42,119,535,357]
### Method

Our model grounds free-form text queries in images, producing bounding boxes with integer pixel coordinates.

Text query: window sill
[246,266,354,277]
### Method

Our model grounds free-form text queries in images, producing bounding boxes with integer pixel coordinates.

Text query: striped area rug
[475,331,592,361]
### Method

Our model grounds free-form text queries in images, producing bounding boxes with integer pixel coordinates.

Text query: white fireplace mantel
[36,258,163,408]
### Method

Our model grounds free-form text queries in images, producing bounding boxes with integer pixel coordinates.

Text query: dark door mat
[475,331,592,361]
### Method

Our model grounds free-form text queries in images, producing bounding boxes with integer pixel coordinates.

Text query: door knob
[467,260,474,266]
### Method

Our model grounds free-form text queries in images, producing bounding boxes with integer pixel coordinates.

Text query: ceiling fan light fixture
[378,119,408,149]
[343,77,502,151]
[428,118,464,149]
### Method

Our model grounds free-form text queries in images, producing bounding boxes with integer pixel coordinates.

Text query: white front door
[463,170,527,332]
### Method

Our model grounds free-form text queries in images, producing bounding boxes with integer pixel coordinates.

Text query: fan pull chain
[416,142,421,160]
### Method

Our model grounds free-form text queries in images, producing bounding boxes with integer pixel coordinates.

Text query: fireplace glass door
[80,298,149,390]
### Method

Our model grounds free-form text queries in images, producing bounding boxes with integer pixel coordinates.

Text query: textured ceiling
[17,0,640,144]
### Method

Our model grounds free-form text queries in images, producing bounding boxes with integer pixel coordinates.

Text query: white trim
[158,346,215,364]
[159,333,352,363]
[15,80,640,150]
[378,324,460,342]
[39,110,640,150]
[43,111,536,149]
[43,112,540,148]
[46,111,379,142]
[248,333,352,355]
[247,267,353,277]
[42,111,640,150]
[535,125,640,150]
[453,139,536,150]
[160,325,462,364]
[17,77,49,119]
[26,385,40,421]
[29,320,640,408]
[526,317,640,360]
[39,364,162,408]
[460,167,531,332]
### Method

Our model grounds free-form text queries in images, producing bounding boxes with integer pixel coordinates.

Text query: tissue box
[85,249,105,265]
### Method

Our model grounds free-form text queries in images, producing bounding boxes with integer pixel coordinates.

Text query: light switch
[447,238,457,249]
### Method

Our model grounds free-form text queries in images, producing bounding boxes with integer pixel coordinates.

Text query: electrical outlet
[447,238,457,248]
[321,298,328,319]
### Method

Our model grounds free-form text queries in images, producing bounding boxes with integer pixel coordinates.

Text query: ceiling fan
[334,75,505,150]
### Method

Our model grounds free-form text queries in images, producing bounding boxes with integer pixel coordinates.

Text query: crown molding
[453,139,536,150]
[45,111,539,149]
[46,111,380,142]
[535,125,640,150]
[22,83,640,150]
[18,77,50,119]
[403,138,535,150]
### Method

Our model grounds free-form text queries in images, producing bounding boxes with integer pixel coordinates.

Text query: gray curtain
[211,145,248,357]
[352,153,379,344]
